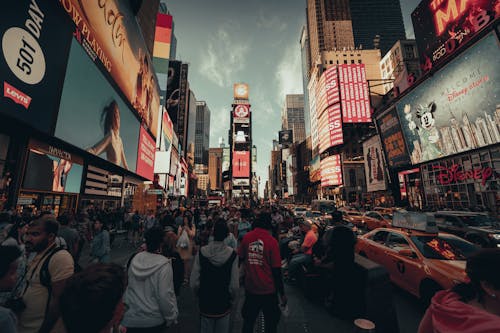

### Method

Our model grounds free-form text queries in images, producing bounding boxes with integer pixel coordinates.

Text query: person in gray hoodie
[190,219,239,333]
[122,227,178,333]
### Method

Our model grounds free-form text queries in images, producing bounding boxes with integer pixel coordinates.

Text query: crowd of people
[0,203,499,333]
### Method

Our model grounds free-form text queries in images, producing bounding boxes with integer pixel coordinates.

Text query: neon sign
[430,0,470,35]
[434,164,494,186]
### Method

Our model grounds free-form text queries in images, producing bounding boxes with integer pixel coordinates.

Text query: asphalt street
[80,235,424,333]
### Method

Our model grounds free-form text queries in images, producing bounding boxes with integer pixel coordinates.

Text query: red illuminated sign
[4,82,31,109]
[318,104,343,153]
[136,127,156,181]
[320,154,342,187]
[232,151,250,178]
[412,0,497,72]
[234,104,250,118]
[338,64,371,123]
[434,164,494,186]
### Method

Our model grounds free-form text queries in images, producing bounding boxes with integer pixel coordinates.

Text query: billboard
[161,110,174,151]
[60,0,160,139]
[56,38,140,172]
[0,0,73,133]
[396,33,500,165]
[153,13,173,106]
[279,130,293,145]
[23,140,83,194]
[232,151,250,178]
[233,104,250,123]
[363,136,387,192]
[318,104,343,153]
[234,83,249,100]
[308,74,319,155]
[412,0,499,72]
[177,63,189,152]
[376,107,411,168]
[320,155,343,187]
[338,64,371,123]
[136,127,156,181]
[165,60,181,125]
[309,155,321,183]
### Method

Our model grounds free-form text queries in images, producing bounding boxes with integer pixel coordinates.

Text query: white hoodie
[122,251,178,328]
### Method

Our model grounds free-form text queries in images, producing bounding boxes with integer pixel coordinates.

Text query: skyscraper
[300,26,311,136]
[195,101,211,166]
[282,95,306,144]
[306,0,355,74]
[208,148,223,191]
[349,0,406,56]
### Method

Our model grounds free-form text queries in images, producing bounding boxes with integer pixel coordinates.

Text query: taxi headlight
[490,234,500,240]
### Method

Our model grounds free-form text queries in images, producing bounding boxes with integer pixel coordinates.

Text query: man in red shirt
[239,212,286,333]
[287,221,318,281]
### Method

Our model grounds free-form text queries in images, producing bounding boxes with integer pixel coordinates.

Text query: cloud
[256,9,288,32]
[199,25,250,87]
[275,43,303,105]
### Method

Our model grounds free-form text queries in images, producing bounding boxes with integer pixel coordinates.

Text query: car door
[363,230,390,264]
[384,232,422,295]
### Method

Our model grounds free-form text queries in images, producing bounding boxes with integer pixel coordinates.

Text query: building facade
[349,0,406,56]
[195,101,211,166]
[208,148,223,191]
[380,40,421,95]
[282,95,306,144]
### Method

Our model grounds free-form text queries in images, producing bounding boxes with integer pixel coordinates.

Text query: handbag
[177,229,189,249]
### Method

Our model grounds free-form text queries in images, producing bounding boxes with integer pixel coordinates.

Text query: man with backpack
[18,217,74,333]
[190,219,239,333]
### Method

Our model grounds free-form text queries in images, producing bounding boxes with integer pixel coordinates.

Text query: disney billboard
[396,32,500,165]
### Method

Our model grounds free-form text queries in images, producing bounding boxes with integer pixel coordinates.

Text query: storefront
[17,139,84,216]
[81,165,124,211]
[421,146,500,214]
[398,168,424,210]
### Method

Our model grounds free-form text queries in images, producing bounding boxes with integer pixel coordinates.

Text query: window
[351,60,355,64]
[387,232,411,250]
[344,60,348,64]
[358,59,362,64]
[329,60,333,64]
[370,231,389,244]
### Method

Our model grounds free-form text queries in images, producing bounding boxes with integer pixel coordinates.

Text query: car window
[386,232,411,251]
[369,231,389,245]
[410,235,478,260]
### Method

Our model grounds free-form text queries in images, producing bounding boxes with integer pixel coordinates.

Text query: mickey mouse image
[404,102,443,163]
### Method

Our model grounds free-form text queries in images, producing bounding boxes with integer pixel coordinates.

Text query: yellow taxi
[355,212,477,303]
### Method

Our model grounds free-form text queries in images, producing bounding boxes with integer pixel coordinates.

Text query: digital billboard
[232,151,250,178]
[0,0,73,133]
[165,60,181,125]
[153,13,173,106]
[56,38,140,172]
[23,140,83,194]
[308,74,319,155]
[309,155,321,183]
[279,130,293,145]
[177,63,189,152]
[396,32,500,165]
[233,104,250,123]
[363,136,387,192]
[234,83,249,100]
[318,104,343,153]
[338,64,371,123]
[412,0,499,72]
[136,127,156,181]
[376,107,411,168]
[60,0,161,139]
[320,155,343,187]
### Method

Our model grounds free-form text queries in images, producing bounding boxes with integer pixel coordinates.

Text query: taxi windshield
[410,235,477,260]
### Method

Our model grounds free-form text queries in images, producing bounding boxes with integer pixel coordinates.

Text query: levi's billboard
[412,0,499,73]
[0,0,73,133]
[232,151,250,178]
[59,0,160,139]
[395,32,500,165]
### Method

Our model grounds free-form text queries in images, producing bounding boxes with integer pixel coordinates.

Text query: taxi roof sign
[392,211,438,233]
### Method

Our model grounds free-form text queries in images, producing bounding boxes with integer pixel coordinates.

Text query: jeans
[200,313,230,333]
[288,253,312,279]
[242,292,280,333]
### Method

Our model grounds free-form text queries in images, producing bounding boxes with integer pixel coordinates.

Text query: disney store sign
[434,164,494,186]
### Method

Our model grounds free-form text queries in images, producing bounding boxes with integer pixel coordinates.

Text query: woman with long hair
[87,100,129,170]
[177,214,196,284]
[418,249,500,333]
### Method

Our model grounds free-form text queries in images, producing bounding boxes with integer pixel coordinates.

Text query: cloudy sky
[167,0,419,196]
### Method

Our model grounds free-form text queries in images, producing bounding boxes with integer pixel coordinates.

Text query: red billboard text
[338,64,371,123]
[232,151,250,178]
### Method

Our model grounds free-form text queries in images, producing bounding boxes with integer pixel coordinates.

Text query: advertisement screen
[338,64,371,123]
[309,155,321,183]
[233,104,250,122]
[396,33,500,165]
[165,60,181,125]
[318,104,343,153]
[320,155,343,187]
[161,111,174,151]
[222,148,230,172]
[363,136,387,192]
[56,38,140,172]
[23,140,83,194]
[308,74,319,155]
[177,63,189,151]
[0,1,73,133]
[376,107,411,167]
[412,0,499,72]
[279,130,293,145]
[60,0,160,139]
[232,151,250,178]
[137,127,156,181]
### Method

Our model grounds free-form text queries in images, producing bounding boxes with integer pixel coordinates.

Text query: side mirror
[399,249,417,259]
